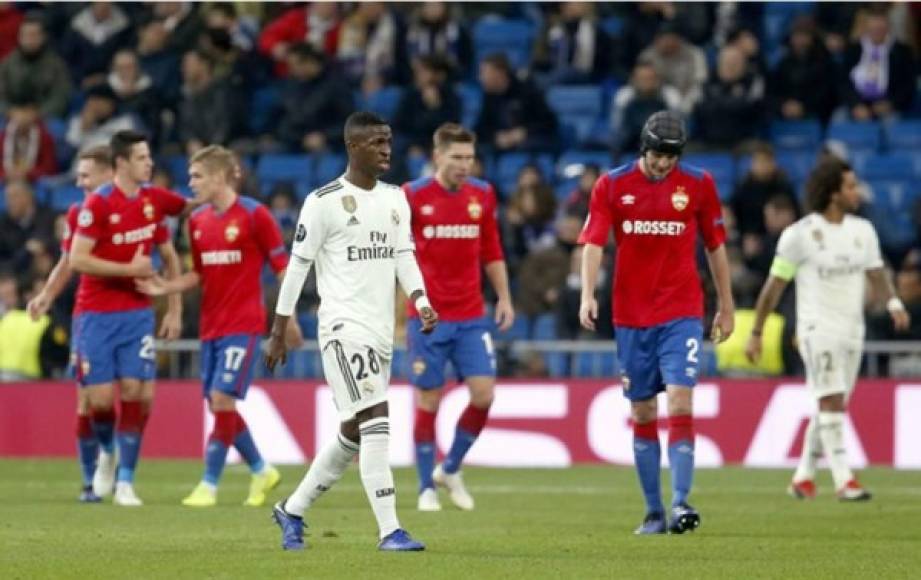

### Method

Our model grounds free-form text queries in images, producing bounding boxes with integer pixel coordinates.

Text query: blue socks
[633,422,664,515]
[668,415,695,507]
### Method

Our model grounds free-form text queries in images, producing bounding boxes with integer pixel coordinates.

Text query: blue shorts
[615,317,703,402]
[201,334,260,400]
[407,316,496,390]
[72,309,156,387]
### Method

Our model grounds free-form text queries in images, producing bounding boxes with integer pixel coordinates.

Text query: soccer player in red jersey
[27,145,183,503]
[578,111,735,534]
[402,123,514,512]
[69,131,194,506]
[138,145,303,507]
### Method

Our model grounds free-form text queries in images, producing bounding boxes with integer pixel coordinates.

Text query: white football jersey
[775,213,884,339]
[291,177,414,356]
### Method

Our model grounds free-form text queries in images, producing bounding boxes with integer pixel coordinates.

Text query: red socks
[633,421,659,441]
[668,415,694,445]
[76,415,94,439]
[118,401,144,434]
[210,410,239,446]
[414,408,436,443]
[457,403,490,436]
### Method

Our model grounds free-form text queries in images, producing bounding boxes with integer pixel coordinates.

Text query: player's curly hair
[805,157,852,213]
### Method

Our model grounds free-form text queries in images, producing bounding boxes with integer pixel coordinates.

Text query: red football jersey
[403,176,504,321]
[73,183,186,313]
[189,196,288,340]
[578,161,726,327]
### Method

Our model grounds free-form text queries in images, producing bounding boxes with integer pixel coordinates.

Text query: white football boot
[433,464,474,511]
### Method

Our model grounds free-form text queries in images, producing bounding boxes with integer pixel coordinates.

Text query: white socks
[286,433,359,517]
[359,418,400,539]
[793,415,823,482]
[817,411,854,490]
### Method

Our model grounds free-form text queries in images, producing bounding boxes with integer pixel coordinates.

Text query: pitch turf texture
[2,461,918,579]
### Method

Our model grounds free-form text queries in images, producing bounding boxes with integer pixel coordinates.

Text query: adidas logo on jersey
[348,216,360,226]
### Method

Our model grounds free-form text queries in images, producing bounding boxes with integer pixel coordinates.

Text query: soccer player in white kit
[745,157,909,501]
[264,112,438,551]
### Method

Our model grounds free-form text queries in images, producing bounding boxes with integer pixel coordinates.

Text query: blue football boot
[378,529,425,551]
[272,501,306,551]
[633,512,667,535]
[79,485,102,503]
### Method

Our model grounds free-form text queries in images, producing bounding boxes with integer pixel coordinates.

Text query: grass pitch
[1,460,919,579]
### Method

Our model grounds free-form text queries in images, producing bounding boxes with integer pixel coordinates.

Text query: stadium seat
[886,120,921,150]
[314,152,347,185]
[495,314,529,341]
[574,351,619,377]
[850,152,919,180]
[681,153,734,185]
[297,312,318,340]
[472,18,536,72]
[531,313,557,340]
[162,155,190,186]
[249,84,280,136]
[770,120,823,151]
[256,154,313,189]
[546,86,603,147]
[496,153,555,195]
[49,185,84,211]
[864,179,921,252]
[772,150,817,184]
[357,86,404,122]
[601,16,624,38]
[456,83,483,128]
[544,352,570,377]
[406,154,430,180]
[827,121,882,152]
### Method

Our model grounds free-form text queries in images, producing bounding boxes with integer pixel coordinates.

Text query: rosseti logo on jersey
[348,231,395,261]
[621,220,686,236]
[112,223,158,245]
[201,250,243,265]
[422,224,480,239]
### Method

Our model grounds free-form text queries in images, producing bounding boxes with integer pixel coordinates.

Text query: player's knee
[340,419,360,443]
[631,401,657,424]
[208,392,236,412]
[818,393,846,412]
[416,389,442,412]
[470,390,494,408]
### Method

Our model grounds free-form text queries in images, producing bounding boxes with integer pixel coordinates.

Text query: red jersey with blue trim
[402,176,504,321]
[189,196,288,340]
[578,161,726,328]
[73,183,186,313]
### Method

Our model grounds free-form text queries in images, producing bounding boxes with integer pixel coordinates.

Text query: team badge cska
[412,358,426,376]
[225,221,240,242]
[467,199,483,220]
[143,199,155,221]
[391,209,400,225]
[671,186,689,211]
[621,374,631,391]
[341,195,357,213]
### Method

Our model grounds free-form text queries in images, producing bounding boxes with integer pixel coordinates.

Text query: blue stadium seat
[496,153,555,194]
[601,16,624,38]
[45,117,74,168]
[495,314,529,341]
[886,120,921,150]
[544,352,570,377]
[249,84,280,135]
[357,86,404,122]
[406,154,430,180]
[0,185,5,211]
[472,18,536,71]
[49,185,84,211]
[827,121,882,152]
[456,83,483,128]
[864,179,921,252]
[851,152,919,180]
[256,154,313,188]
[531,313,557,340]
[162,155,189,186]
[546,86,603,147]
[681,153,734,185]
[314,152,346,186]
[574,352,619,377]
[770,120,823,151]
[773,150,817,184]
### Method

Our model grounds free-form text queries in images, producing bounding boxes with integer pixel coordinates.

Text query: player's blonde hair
[77,145,112,168]
[189,145,238,181]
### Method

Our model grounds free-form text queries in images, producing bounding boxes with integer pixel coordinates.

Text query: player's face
[188,162,222,200]
[643,150,679,180]
[836,170,861,212]
[123,142,154,183]
[435,142,475,188]
[350,126,392,176]
[75,159,112,194]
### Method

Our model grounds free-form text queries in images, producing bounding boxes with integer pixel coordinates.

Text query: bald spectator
[693,45,765,148]
[0,13,72,118]
[637,22,708,115]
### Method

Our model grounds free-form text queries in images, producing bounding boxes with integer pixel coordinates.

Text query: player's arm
[27,254,73,321]
[395,195,438,333]
[744,272,791,364]
[577,174,613,332]
[867,267,910,332]
[579,243,604,331]
[156,240,184,340]
[705,244,735,343]
[69,236,154,278]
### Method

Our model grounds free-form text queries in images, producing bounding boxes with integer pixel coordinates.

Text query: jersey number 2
[686,338,699,364]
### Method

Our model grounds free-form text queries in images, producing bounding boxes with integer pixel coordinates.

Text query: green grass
[1,460,919,579]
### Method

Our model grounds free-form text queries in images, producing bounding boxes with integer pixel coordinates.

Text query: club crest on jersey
[412,358,426,376]
[224,221,240,242]
[391,209,400,226]
[421,204,434,216]
[671,186,689,211]
[143,199,155,221]
[467,199,483,220]
[109,213,121,224]
[621,374,631,391]
[341,195,357,213]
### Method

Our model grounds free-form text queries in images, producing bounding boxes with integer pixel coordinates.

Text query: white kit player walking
[746,157,909,501]
[264,112,438,552]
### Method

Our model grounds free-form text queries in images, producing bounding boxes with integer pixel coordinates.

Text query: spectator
[729,143,799,259]
[560,163,601,219]
[258,3,340,77]
[814,2,861,56]
[0,180,57,273]
[841,7,917,121]
[154,2,203,55]
[177,49,243,154]
[724,25,765,77]
[611,60,681,154]
[638,22,708,115]
[693,45,765,148]
[60,1,133,89]
[337,2,408,86]
[137,17,181,106]
[515,210,583,318]
[392,55,461,156]
[476,54,559,154]
[769,16,838,123]
[867,249,921,375]
[0,93,57,181]
[0,3,24,61]
[502,165,558,269]
[556,243,613,340]
[744,194,798,279]
[0,12,72,118]
[533,2,610,86]
[107,49,162,144]
[203,2,259,52]
[0,271,67,380]
[275,43,353,153]
[65,83,139,152]
[267,184,299,247]
[198,14,268,90]
[618,2,678,78]
[405,2,471,78]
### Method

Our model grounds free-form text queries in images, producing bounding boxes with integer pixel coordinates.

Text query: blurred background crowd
[1,1,921,380]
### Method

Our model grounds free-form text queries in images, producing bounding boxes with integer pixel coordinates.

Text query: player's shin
[286,433,358,516]
[202,411,236,487]
[817,411,854,490]
[443,403,490,474]
[89,407,116,454]
[232,412,266,474]
[115,401,144,483]
[633,421,664,514]
[359,418,400,539]
[413,407,437,491]
[76,415,99,487]
[793,415,822,483]
[667,415,695,507]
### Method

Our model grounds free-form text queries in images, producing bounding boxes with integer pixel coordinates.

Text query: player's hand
[285,317,305,349]
[579,297,598,331]
[26,292,51,321]
[158,308,182,340]
[135,275,168,296]
[711,307,734,343]
[128,246,155,278]
[494,298,515,332]
[264,333,288,372]
[744,334,762,364]
[891,307,911,332]
[419,306,439,334]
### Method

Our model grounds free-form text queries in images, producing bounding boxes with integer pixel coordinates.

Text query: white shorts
[797,332,862,401]
[320,338,391,421]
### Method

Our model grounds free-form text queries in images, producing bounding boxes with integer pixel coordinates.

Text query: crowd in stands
[2,2,921,379]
